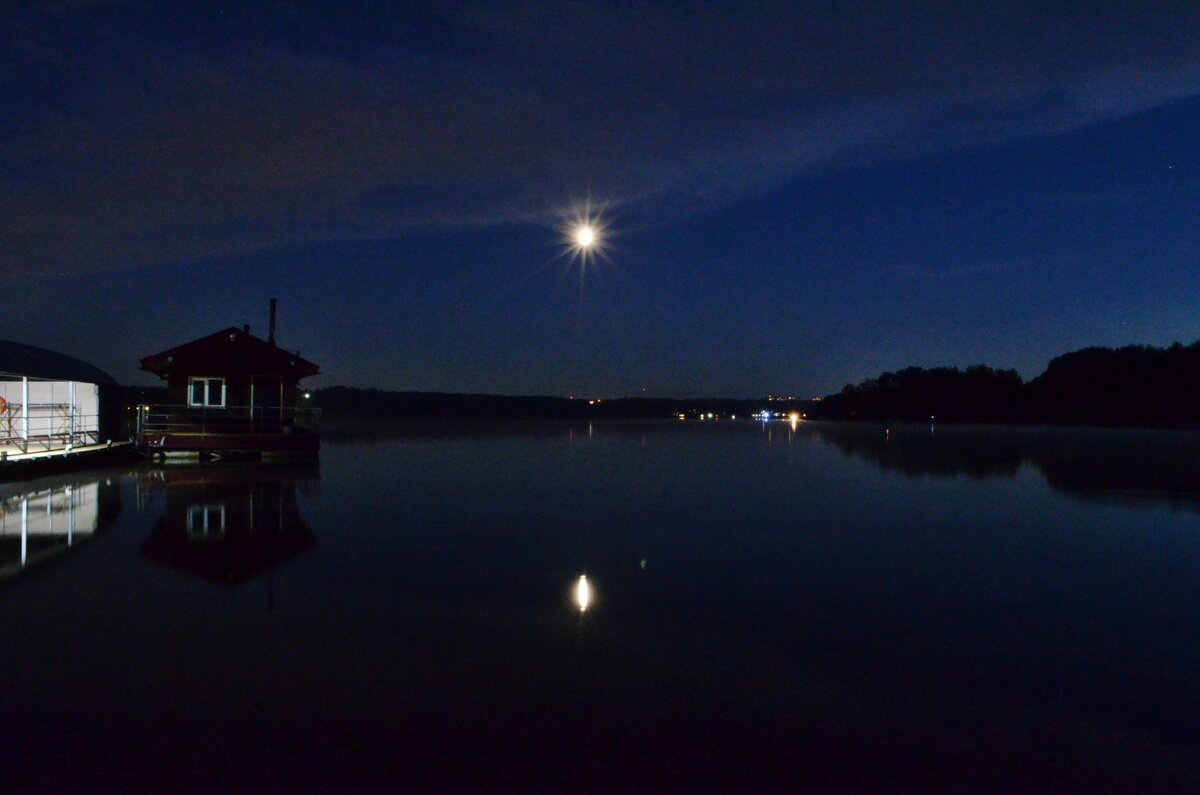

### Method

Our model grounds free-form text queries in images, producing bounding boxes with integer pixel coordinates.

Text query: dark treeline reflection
[4,422,1200,792]
[810,421,1200,509]
[320,416,754,443]
[139,464,318,586]
[325,417,1200,510]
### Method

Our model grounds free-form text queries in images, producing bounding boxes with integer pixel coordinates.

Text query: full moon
[559,203,610,270]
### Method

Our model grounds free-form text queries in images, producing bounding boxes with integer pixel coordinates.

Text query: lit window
[189,377,226,408]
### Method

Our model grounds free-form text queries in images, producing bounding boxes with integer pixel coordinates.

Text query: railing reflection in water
[0,474,122,579]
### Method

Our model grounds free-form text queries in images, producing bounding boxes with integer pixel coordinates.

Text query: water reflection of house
[140,465,318,586]
[135,306,320,461]
[0,473,124,580]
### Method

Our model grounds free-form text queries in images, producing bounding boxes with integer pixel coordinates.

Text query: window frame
[187,376,227,408]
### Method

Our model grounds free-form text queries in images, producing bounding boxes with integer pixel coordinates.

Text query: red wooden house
[136,325,320,460]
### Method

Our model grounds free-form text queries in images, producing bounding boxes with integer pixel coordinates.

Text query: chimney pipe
[268,298,277,345]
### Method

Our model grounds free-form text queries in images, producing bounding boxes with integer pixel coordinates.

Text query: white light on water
[575,575,591,612]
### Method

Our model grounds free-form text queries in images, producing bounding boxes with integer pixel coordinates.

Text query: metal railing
[0,376,102,455]
[0,408,102,454]
[135,405,320,436]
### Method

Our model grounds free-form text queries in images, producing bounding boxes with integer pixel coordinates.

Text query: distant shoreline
[121,339,1200,430]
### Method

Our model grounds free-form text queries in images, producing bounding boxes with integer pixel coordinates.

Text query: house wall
[140,328,317,426]
[164,373,254,409]
[164,374,301,412]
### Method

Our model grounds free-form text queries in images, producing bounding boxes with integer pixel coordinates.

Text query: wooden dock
[0,441,135,481]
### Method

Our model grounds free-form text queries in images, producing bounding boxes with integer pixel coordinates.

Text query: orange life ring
[0,395,6,414]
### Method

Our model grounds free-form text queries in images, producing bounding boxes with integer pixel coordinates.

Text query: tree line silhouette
[312,386,766,420]
[810,340,1200,426]
[303,339,1200,427]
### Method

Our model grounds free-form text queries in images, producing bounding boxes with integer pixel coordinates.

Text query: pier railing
[0,375,103,456]
[0,410,103,455]
[135,405,321,436]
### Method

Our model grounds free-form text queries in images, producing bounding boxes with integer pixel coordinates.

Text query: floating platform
[137,430,319,462]
[0,441,135,481]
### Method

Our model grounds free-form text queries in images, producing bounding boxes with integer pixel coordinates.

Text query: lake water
[2,420,1200,792]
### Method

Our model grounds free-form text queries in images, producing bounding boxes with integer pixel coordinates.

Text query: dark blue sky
[3,3,1200,396]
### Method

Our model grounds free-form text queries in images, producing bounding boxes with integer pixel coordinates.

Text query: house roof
[0,340,117,384]
[139,327,320,379]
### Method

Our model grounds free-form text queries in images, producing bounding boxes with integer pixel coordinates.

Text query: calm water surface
[2,420,1200,792]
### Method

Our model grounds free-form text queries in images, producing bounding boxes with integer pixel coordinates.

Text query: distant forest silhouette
[302,340,1200,427]
[312,388,766,421]
[810,340,1200,427]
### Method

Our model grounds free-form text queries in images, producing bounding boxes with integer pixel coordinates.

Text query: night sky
[4,3,1200,397]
